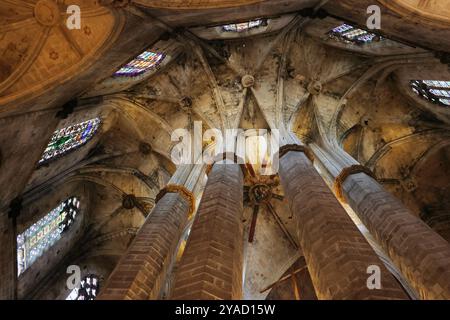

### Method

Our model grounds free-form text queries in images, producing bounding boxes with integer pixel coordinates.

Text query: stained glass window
[66,275,99,300]
[411,80,450,107]
[222,19,266,32]
[328,24,381,45]
[114,51,165,77]
[39,118,101,165]
[17,197,80,276]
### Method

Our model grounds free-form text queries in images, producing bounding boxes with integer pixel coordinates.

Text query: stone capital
[333,165,377,202]
[278,144,315,162]
[155,184,196,218]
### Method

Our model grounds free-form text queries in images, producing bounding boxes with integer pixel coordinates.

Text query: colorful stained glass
[66,275,99,300]
[411,80,450,107]
[39,118,101,165]
[17,197,81,276]
[114,51,165,77]
[222,19,266,32]
[328,24,381,45]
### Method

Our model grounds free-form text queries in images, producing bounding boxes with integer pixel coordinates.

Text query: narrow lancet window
[17,197,80,276]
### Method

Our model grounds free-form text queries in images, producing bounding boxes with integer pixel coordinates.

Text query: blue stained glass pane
[328,23,381,45]
[17,197,81,276]
[332,24,353,33]
[410,80,450,107]
[114,51,165,77]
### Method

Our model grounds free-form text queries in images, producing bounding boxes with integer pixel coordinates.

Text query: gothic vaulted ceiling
[0,0,449,300]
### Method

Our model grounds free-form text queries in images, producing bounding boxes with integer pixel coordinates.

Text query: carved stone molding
[307,80,322,96]
[333,165,377,202]
[278,144,315,163]
[139,142,153,155]
[241,75,255,88]
[122,194,138,209]
[155,184,195,217]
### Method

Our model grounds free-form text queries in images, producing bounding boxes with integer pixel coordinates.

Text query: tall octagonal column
[278,142,408,300]
[98,164,205,300]
[171,159,244,300]
[311,142,450,299]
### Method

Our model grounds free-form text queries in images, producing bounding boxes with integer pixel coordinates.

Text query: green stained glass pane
[39,118,101,165]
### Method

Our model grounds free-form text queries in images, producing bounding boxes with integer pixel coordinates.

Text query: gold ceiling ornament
[377,0,450,27]
[155,184,196,218]
[0,0,124,107]
[307,80,323,96]
[34,0,61,27]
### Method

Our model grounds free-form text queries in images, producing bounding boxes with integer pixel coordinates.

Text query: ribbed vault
[1,0,450,300]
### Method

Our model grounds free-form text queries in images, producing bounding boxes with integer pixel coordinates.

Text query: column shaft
[98,193,190,299]
[279,150,408,300]
[171,163,244,300]
[98,165,202,300]
[343,173,450,299]
[313,142,450,299]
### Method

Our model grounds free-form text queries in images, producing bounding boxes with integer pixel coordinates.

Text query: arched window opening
[114,51,165,77]
[39,118,101,165]
[17,197,81,276]
[328,24,381,45]
[411,80,450,107]
[222,19,267,32]
[66,274,100,300]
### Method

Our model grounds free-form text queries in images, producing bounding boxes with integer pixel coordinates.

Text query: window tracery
[17,197,81,276]
[222,19,266,32]
[39,118,101,165]
[114,51,165,77]
[411,80,450,106]
[328,24,381,45]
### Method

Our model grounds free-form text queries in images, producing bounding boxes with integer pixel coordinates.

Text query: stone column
[278,137,408,299]
[98,164,206,300]
[171,159,244,300]
[311,142,450,299]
